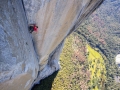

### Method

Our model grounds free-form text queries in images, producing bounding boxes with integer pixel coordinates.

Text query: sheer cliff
[32,1,120,89]
[0,0,103,90]
[0,0,39,90]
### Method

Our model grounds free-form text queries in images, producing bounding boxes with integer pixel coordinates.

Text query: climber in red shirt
[29,24,38,33]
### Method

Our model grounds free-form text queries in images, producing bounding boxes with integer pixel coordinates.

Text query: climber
[29,24,38,33]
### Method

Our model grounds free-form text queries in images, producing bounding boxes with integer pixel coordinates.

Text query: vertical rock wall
[0,0,39,90]
[23,0,104,86]
[0,0,104,90]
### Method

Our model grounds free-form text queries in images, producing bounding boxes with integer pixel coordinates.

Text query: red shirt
[33,25,38,32]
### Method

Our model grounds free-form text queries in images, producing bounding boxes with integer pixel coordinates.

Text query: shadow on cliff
[32,71,58,90]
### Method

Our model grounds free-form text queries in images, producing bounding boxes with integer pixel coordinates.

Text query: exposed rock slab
[0,0,39,90]
[23,0,104,85]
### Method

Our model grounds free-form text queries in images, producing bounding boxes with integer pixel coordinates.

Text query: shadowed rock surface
[0,0,39,90]
[0,0,104,90]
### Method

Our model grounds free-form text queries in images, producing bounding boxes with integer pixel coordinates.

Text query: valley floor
[32,33,107,90]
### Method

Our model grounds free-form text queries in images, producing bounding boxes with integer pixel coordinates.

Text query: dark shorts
[29,26,34,33]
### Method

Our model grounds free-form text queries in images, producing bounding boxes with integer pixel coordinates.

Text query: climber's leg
[29,26,34,33]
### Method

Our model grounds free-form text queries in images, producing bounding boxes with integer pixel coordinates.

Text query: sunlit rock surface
[0,0,103,90]
[23,0,103,83]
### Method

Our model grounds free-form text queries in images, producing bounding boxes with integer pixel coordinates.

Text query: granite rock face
[0,0,39,90]
[0,0,103,90]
